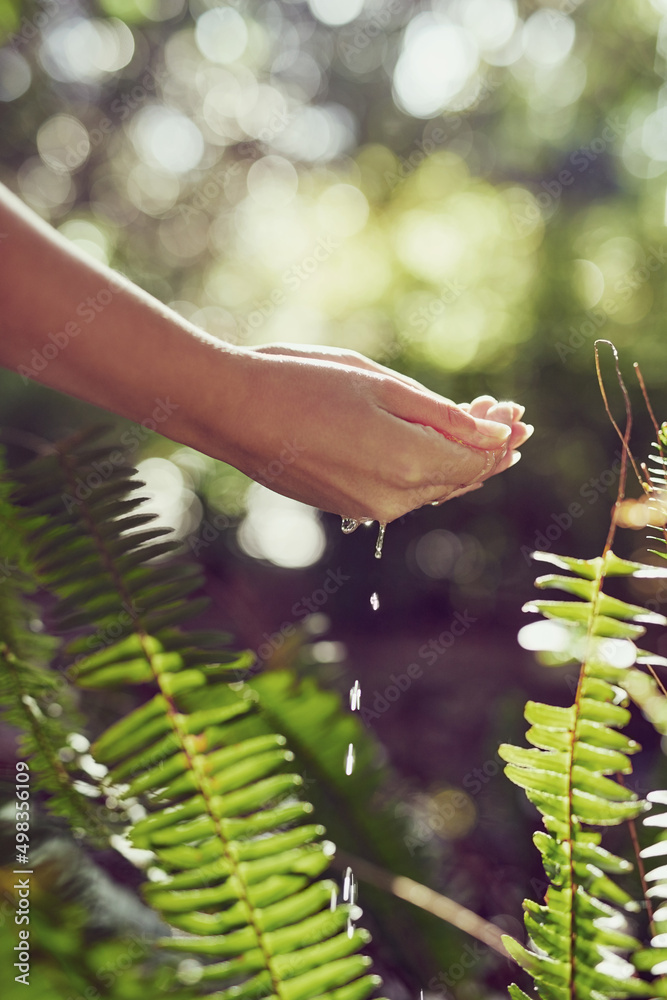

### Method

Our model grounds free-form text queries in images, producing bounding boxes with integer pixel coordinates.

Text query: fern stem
[595,340,643,495]
[159,685,286,997]
[57,450,287,998]
[332,850,510,958]
[621,780,655,937]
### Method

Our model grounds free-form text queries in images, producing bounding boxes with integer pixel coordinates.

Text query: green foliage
[500,542,667,997]
[2,432,384,1000]
[0,893,199,1000]
[0,448,104,835]
[203,669,458,978]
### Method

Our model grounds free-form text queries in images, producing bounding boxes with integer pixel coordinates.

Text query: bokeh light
[307,0,365,28]
[393,16,479,118]
[135,457,203,539]
[238,485,326,568]
[0,49,31,101]
[40,17,134,83]
[130,106,205,174]
[195,7,249,65]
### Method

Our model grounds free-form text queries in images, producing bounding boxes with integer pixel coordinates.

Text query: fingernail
[514,404,526,420]
[510,451,522,466]
[523,424,535,439]
[478,420,511,443]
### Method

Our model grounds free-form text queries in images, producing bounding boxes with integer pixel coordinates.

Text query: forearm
[0,185,530,522]
[0,183,251,462]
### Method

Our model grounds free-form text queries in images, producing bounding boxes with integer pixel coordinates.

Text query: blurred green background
[3,0,667,997]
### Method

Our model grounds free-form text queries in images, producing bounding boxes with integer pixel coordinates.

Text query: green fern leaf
[4,435,383,1000]
[503,548,667,999]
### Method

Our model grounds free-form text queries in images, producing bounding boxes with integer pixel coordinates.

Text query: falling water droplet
[349,680,361,711]
[330,887,338,911]
[370,591,380,611]
[347,913,355,938]
[343,866,352,901]
[345,742,355,775]
[374,522,387,559]
[341,518,361,534]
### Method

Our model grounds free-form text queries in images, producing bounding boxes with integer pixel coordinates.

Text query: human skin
[0,182,532,522]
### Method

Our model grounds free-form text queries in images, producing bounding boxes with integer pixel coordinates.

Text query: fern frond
[0,449,109,837]
[6,434,383,1000]
[501,548,667,999]
[620,793,667,1000]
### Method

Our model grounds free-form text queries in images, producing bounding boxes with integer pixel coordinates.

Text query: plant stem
[332,849,511,958]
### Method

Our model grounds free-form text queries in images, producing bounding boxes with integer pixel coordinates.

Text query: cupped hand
[229,344,532,523]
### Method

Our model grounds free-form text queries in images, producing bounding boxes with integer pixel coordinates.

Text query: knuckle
[393,452,422,489]
[443,404,475,436]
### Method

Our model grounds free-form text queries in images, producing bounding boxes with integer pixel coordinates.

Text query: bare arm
[0,182,530,522]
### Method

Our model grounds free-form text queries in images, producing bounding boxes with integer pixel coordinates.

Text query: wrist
[155,333,257,467]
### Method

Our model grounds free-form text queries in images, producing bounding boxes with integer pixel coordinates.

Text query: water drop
[345,742,355,775]
[374,522,387,559]
[347,913,355,938]
[370,591,380,611]
[341,518,361,534]
[343,866,353,901]
[349,679,361,711]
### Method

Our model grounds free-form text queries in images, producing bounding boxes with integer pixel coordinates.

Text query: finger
[472,398,527,428]
[507,421,534,450]
[486,448,522,478]
[409,430,502,499]
[388,390,512,451]
[467,395,498,419]
[485,400,516,426]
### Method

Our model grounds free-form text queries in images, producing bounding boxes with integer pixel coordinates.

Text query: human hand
[227,344,531,523]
